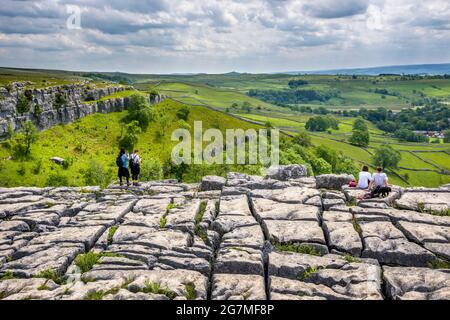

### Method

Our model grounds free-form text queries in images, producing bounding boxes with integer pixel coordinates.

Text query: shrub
[140,157,163,181]
[83,160,112,188]
[54,93,66,109]
[45,173,69,187]
[293,131,312,147]
[16,93,31,114]
[176,106,190,120]
[15,164,26,176]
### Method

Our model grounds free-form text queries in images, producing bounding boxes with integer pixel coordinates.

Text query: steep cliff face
[0,82,166,138]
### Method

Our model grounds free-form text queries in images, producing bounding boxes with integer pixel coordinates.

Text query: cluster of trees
[305,115,339,132]
[288,79,308,88]
[393,128,428,143]
[279,132,358,177]
[340,104,450,133]
[349,118,370,147]
[248,88,339,104]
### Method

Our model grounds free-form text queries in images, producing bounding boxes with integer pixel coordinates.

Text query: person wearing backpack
[116,148,130,187]
[129,149,141,186]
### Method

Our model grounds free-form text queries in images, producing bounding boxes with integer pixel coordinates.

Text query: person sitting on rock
[116,148,130,187]
[357,165,372,190]
[367,167,391,198]
[129,149,141,186]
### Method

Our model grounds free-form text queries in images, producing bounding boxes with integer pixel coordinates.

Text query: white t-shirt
[357,171,372,189]
[372,172,387,187]
[130,154,141,165]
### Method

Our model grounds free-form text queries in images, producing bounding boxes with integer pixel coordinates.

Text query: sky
[0,0,449,74]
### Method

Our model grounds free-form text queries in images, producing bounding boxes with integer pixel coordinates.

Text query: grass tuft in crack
[107,225,118,245]
[142,281,177,299]
[184,282,197,300]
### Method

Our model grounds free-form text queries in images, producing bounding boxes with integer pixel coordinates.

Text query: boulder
[50,157,65,165]
[200,175,226,191]
[265,165,308,181]
[316,174,354,190]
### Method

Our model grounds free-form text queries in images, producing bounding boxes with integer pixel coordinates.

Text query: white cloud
[0,0,448,73]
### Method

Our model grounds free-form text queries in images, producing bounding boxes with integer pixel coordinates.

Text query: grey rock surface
[0,175,449,300]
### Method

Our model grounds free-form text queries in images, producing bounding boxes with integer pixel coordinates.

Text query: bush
[46,173,69,187]
[16,93,31,114]
[83,160,112,188]
[176,106,190,120]
[140,158,163,181]
[32,159,43,175]
[54,93,66,110]
[293,131,312,147]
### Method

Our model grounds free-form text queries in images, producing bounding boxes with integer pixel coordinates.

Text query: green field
[233,112,450,187]
[138,81,282,112]
[131,73,450,110]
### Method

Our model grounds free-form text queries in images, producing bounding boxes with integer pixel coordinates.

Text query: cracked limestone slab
[220,225,265,250]
[250,198,320,222]
[396,221,450,244]
[112,226,192,250]
[211,274,266,300]
[215,247,264,275]
[383,266,450,300]
[250,187,320,204]
[262,220,326,248]
[219,195,252,216]
[268,252,382,300]
[125,269,208,300]
[395,190,450,212]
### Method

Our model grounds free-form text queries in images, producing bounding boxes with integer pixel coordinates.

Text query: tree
[444,129,450,143]
[305,115,338,132]
[127,94,153,130]
[16,93,31,114]
[156,111,170,137]
[353,117,368,131]
[293,131,312,147]
[350,129,370,147]
[12,121,38,157]
[349,118,370,147]
[119,120,141,151]
[372,145,401,169]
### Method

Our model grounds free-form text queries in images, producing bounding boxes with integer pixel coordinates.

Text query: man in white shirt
[357,165,372,189]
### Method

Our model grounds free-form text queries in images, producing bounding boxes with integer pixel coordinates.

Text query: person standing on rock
[117,148,130,187]
[129,149,141,186]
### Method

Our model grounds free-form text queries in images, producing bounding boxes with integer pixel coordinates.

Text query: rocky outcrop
[0,176,448,300]
[265,165,307,181]
[0,82,166,138]
[316,174,354,190]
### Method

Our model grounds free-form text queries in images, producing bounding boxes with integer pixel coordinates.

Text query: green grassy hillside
[0,100,263,187]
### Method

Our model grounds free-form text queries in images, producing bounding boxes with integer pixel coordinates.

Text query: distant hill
[287,63,450,76]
